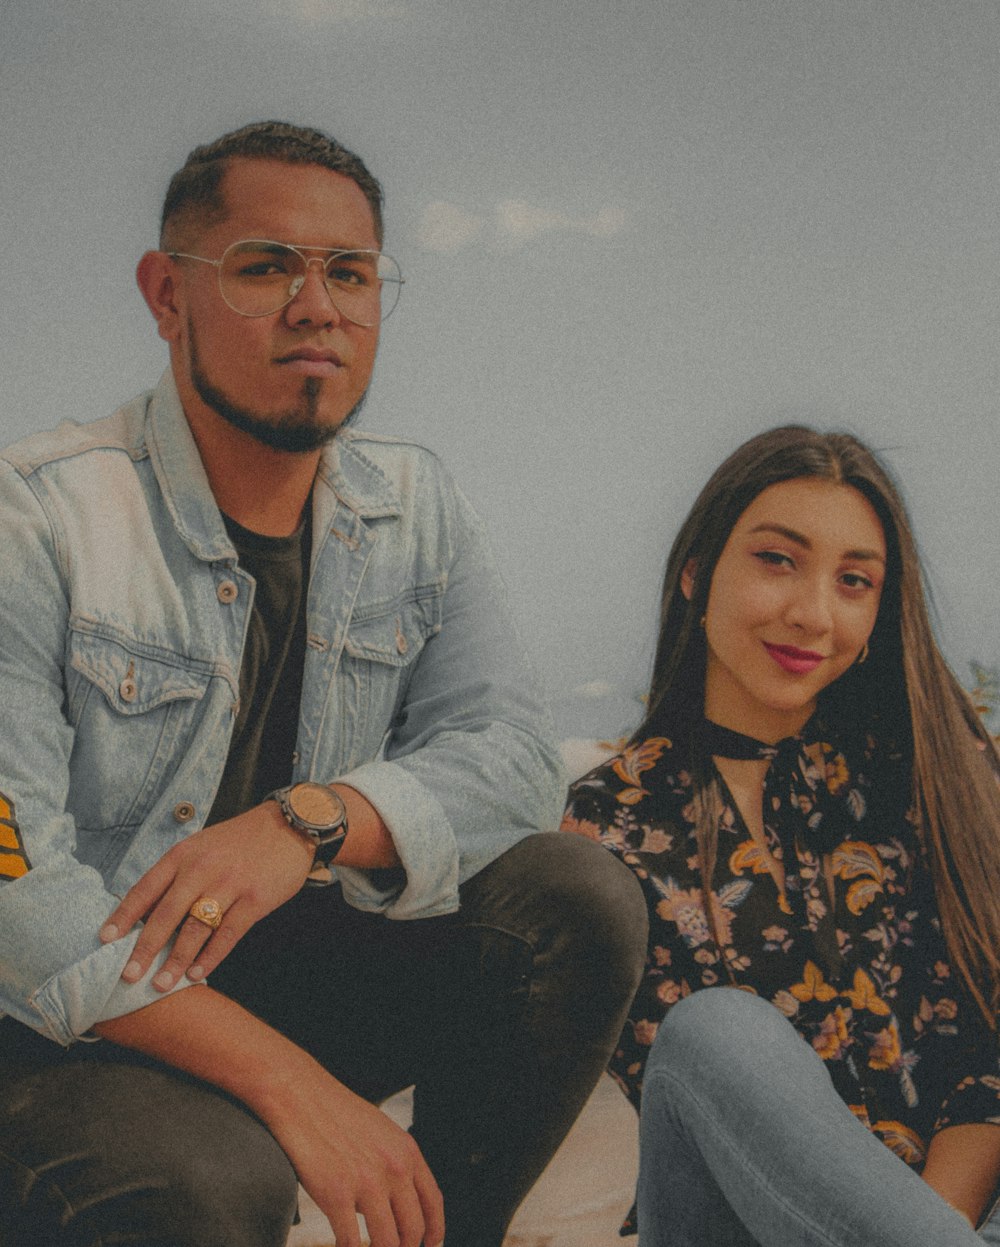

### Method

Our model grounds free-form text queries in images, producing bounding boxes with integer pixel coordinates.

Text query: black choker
[699,718,800,762]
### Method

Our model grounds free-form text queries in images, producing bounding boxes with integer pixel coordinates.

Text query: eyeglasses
[167,239,403,326]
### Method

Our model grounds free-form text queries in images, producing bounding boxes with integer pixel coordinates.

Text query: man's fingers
[185,900,256,980]
[388,1182,430,1247]
[99,861,176,943]
[121,893,205,983]
[149,909,229,990]
[413,1160,445,1247]
[323,1201,363,1247]
[357,1187,404,1247]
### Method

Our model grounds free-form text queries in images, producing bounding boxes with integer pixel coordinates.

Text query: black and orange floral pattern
[561,721,1000,1174]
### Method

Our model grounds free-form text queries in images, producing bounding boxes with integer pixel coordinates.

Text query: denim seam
[644,1065,848,1247]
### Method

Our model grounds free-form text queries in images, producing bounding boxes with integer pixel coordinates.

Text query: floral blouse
[560,720,1000,1178]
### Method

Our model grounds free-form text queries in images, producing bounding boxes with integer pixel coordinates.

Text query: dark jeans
[0,833,647,1247]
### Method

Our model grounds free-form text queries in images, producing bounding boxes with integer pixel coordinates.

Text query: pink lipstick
[764,643,824,675]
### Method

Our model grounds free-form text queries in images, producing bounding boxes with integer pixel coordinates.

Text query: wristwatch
[269,782,348,882]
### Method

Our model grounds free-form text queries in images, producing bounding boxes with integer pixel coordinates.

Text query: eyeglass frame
[166,239,404,326]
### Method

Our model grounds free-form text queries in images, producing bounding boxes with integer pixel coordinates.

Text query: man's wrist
[268,782,348,882]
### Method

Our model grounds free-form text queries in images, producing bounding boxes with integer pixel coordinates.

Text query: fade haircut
[159,120,384,250]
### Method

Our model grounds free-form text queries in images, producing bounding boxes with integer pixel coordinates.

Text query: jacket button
[119,677,137,703]
[173,802,196,824]
[395,621,408,655]
[217,580,239,604]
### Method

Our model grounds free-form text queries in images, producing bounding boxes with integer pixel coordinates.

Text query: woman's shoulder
[561,730,695,842]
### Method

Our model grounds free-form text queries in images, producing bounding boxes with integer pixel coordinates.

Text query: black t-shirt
[206,510,311,825]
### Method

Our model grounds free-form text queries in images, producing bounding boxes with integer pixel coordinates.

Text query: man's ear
[680,558,698,601]
[136,251,182,344]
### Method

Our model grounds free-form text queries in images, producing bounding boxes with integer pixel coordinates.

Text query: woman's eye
[840,571,874,591]
[754,550,793,569]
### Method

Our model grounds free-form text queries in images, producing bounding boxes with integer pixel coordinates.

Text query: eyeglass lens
[219,241,402,324]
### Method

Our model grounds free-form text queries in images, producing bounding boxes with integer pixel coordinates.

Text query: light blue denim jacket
[0,373,564,1045]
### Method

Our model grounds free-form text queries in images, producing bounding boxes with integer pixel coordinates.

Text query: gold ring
[188,897,224,930]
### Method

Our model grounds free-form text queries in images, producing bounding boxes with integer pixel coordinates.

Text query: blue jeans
[638,989,1000,1246]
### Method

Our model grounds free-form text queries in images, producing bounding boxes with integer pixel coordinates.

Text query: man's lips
[274,348,345,376]
[763,642,825,675]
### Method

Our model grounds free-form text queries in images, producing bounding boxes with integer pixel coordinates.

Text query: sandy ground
[287,1072,637,1246]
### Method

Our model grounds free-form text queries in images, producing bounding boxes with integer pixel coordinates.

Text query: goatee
[190,326,367,453]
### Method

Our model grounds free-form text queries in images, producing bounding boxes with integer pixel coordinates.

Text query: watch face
[289,783,344,829]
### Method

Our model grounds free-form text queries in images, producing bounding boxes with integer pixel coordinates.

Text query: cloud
[496,200,627,244]
[416,200,486,253]
[416,198,627,253]
[279,0,406,22]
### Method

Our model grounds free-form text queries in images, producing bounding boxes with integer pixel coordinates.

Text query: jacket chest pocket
[66,629,213,842]
[338,587,443,758]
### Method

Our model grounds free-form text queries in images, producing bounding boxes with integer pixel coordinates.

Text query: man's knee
[460,833,648,1033]
[0,1058,299,1247]
[465,834,647,983]
[140,1110,299,1246]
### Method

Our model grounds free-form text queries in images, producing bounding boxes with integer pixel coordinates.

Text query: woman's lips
[763,642,825,675]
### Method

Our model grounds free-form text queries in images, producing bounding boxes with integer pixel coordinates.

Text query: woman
[561,427,1000,1245]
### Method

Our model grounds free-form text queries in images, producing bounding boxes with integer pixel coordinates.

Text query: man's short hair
[160,120,385,249]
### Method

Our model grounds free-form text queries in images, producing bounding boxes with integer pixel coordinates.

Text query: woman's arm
[921,1123,1000,1227]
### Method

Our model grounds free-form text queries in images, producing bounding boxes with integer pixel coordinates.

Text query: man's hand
[100,801,315,990]
[267,1063,445,1247]
[97,989,445,1247]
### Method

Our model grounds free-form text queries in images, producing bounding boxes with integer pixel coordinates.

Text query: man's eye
[239,260,289,278]
[326,264,372,288]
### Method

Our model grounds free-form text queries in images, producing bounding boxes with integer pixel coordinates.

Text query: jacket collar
[145,371,401,563]
[315,432,402,520]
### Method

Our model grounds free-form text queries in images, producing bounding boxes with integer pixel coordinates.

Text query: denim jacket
[0,373,564,1045]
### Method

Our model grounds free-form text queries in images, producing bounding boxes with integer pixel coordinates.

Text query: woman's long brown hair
[633,426,1000,1023]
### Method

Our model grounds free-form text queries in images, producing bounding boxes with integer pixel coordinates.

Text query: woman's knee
[648,987,794,1089]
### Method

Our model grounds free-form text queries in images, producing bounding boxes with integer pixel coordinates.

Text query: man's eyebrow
[748,523,885,563]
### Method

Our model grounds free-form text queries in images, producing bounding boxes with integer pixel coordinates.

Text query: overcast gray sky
[3,0,998,735]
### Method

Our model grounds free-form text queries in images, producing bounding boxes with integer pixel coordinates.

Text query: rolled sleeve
[933,1037,1000,1134]
[334,479,565,918]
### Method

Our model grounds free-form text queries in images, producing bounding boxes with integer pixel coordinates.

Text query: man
[0,122,646,1247]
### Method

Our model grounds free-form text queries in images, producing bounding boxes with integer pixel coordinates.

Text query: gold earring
[857,642,869,665]
[700,615,706,628]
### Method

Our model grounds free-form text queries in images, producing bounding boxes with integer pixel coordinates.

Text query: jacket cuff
[332,759,460,919]
[933,1072,1000,1134]
[25,939,198,1046]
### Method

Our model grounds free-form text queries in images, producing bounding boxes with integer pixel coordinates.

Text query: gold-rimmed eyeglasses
[167,239,403,326]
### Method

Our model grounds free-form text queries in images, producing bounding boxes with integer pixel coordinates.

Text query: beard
[188,320,368,453]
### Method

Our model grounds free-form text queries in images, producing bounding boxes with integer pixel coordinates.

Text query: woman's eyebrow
[748,523,885,564]
[748,522,810,547]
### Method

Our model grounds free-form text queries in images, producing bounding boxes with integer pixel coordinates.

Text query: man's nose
[284,259,343,327]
